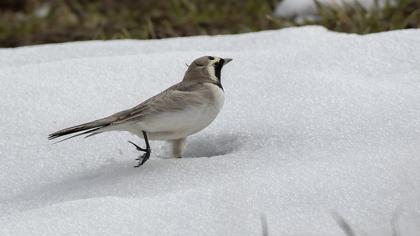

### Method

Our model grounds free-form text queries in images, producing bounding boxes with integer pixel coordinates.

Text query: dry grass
[0,0,419,47]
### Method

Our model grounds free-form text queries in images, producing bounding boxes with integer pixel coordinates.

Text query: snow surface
[1,26,420,235]
[275,0,389,18]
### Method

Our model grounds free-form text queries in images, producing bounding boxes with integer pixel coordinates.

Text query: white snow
[1,26,420,235]
[275,0,389,18]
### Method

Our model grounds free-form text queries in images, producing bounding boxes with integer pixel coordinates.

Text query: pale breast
[189,83,224,133]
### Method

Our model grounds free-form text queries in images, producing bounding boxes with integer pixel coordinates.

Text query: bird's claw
[129,140,151,167]
[134,152,150,167]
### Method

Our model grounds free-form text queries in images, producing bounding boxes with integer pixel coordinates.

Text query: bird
[48,56,232,167]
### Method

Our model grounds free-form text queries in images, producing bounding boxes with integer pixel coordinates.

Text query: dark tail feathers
[48,117,113,142]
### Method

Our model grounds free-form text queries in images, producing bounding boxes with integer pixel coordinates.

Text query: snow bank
[275,0,389,18]
[1,26,420,235]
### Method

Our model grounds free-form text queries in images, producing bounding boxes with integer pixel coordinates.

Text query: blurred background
[0,0,418,47]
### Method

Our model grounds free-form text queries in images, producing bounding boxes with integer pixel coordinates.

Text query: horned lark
[49,56,232,167]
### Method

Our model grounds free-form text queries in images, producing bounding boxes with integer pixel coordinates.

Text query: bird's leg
[171,138,187,159]
[128,141,147,152]
[128,131,151,167]
[134,131,151,167]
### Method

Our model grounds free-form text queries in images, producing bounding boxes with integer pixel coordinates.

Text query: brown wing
[109,82,213,125]
[49,81,214,141]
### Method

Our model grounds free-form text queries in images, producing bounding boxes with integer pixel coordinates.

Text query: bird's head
[183,56,232,85]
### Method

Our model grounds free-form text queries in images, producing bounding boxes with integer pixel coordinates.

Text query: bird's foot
[128,141,151,167]
[134,151,151,167]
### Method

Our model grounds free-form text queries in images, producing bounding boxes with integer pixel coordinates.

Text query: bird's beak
[223,58,233,65]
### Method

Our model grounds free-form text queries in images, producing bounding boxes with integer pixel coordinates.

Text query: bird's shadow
[0,133,253,216]
[183,133,248,158]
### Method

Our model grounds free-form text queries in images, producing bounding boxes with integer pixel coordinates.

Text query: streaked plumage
[49,56,232,166]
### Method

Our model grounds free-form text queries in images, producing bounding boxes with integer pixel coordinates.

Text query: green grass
[0,0,419,47]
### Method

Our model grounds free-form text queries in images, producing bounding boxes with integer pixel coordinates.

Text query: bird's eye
[208,56,214,60]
